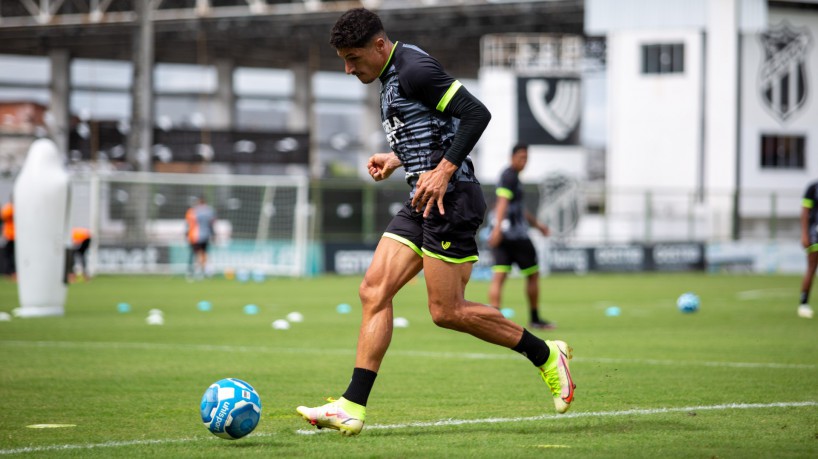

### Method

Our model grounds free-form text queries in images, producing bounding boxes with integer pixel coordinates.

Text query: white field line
[1,402,815,454]
[0,433,274,456]
[736,288,792,300]
[296,401,818,435]
[1,340,815,370]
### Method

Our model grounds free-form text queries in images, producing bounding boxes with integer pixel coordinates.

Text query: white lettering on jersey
[382,116,405,148]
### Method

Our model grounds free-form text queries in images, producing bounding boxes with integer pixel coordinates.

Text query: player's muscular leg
[424,257,522,348]
[356,237,423,371]
[802,251,818,294]
[488,271,507,308]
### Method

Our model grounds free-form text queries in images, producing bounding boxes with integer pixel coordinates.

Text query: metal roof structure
[0,0,584,78]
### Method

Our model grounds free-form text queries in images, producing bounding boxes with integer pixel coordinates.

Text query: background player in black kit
[296,8,575,435]
[798,180,817,319]
[488,144,554,330]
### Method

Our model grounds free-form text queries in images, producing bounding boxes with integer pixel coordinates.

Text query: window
[760,134,805,169]
[641,43,684,74]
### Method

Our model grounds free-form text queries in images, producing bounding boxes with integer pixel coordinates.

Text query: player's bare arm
[411,159,457,217]
[368,152,402,181]
[525,210,549,236]
[488,196,509,248]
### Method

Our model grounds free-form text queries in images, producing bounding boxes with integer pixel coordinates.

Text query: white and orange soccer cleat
[296,397,365,436]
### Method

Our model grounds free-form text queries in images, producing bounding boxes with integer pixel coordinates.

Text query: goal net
[70,172,309,276]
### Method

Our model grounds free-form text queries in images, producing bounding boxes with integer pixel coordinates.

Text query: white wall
[606,30,703,206]
[477,67,516,182]
[740,8,818,218]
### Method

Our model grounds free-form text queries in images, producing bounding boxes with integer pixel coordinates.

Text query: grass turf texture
[0,273,816,458]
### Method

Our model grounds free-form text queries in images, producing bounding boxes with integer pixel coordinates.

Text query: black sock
[342,367,378,406]
[530,308,541,323]
[512,329,550,367]
[801,291,809,304]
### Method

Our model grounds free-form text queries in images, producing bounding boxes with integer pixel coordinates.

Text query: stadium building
[0,0,814,275]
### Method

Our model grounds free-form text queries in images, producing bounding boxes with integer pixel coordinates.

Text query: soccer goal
[70,171,310,277]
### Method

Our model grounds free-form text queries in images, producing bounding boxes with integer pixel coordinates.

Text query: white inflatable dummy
[14,138,70,317]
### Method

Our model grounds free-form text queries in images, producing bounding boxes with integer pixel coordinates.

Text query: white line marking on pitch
[294,401,818,435]
[1,340,815,370]
[3,340,815,370]
[1,402,813,454]
[0,437,197,456]
[736,288,791,300]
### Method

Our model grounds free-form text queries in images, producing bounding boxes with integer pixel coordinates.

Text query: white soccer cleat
[797,304,814,319]
[296,397,365,436]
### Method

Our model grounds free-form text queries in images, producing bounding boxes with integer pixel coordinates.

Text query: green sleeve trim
[496,187,514,199]
[383,232,422,257]
[378,41,399,78]
[520,265,540,277]
[491,265,512,273]
[803,198,814,209]
[421,247,478,264]
[435,80,462,112]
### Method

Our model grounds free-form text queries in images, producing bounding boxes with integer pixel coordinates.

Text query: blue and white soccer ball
[676,292,700,314]
[200,378,262,440]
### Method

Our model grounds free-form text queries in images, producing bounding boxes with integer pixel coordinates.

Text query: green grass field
[0,272,816,458]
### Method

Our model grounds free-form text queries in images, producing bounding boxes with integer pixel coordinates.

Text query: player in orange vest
[71,227,92,281]
[1,198,14,278]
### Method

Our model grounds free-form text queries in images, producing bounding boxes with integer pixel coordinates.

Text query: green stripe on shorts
[383,232,423,257]
[520,265,540,276]
[422,247,478,264]
[492,265,512,273]
[808,244,818,253]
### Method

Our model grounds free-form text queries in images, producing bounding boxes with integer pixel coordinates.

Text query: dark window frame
[641,43,685,75]
[760,134,806,169]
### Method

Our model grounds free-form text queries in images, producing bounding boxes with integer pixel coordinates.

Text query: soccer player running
[296,8,575,436]
[798,180,817,319]
[488,143,555,330]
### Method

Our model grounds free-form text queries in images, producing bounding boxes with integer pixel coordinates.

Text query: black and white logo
[517,77,581,145]
[759,22,812,123]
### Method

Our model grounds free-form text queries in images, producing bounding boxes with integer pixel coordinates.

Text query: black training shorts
[384,181,486,263]
[491,238,539,276]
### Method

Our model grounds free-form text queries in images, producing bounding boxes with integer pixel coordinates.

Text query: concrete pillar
[127,0,154,172]
[705,0,739,237]
[124,0,154,243]
[213,59,235,130]
[290,62,310,132]
[48,49,71,157]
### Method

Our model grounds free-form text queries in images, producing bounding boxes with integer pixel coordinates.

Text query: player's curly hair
[329,8,385,49]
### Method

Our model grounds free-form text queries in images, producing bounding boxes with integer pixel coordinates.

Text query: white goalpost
[71,171,310,277]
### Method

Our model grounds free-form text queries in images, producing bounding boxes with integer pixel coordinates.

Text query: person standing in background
[798,180,817,319]
[71,227,92,282]
[186,196,216,279]
[1,196,14,279]
[488,144,554,330]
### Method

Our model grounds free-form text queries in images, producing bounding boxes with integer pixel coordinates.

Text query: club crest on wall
[758,21,812,123]
[517,77,581,145]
